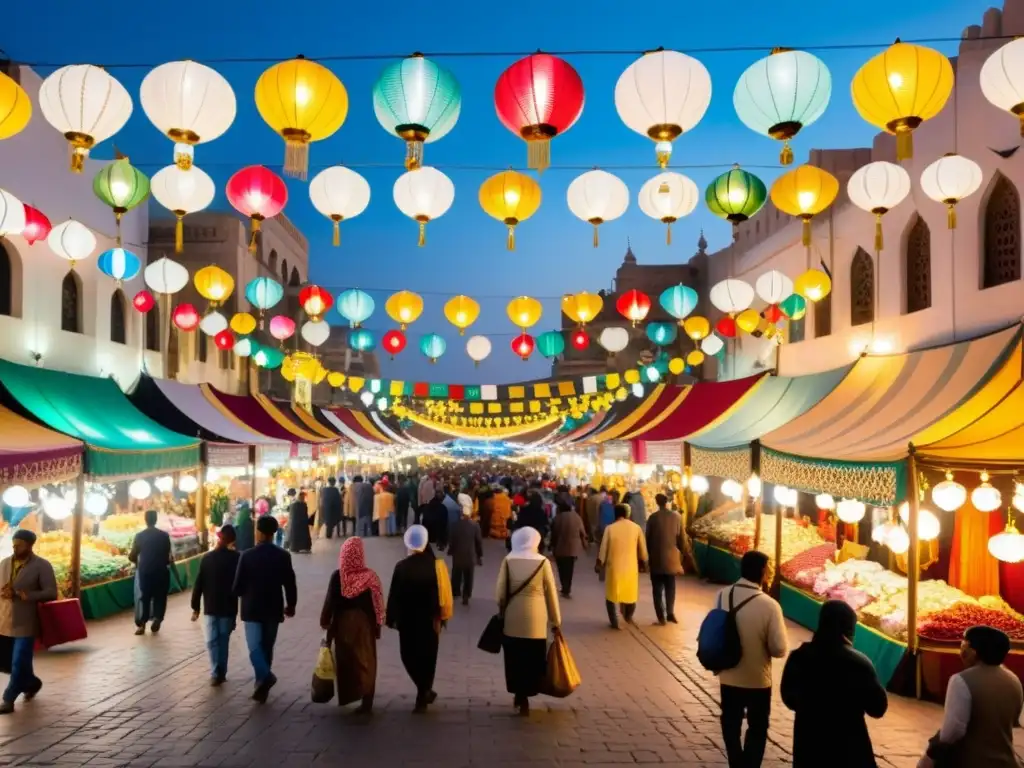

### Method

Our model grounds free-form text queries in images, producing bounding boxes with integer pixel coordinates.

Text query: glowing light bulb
[728,189,746,203]
[400,308,411,321]
[504,189,521,205]
[520,313,528,323]
[295,83,311,106]
[456,312,466,323]
[797,191,815,211]
[111,180,130,199]
[888,72,904,89]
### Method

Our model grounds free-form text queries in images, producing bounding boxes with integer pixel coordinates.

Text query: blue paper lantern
[348,328,377,352]
[419,333,446,363]
[646,322,678,346]
[337,288,375,327]
[659,284,698,322]
[244,277,284,312]
[96,248,141,283]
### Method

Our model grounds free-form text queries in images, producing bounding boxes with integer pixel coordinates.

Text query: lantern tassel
[593,224,599,248]
[801,218,811,247]
[115,212,123,247]
[283,140,309,181]
[249,216,262,255]
[874,213,884,252]
[507,224,516,251]
[175,215,184,254]
[332,217,341,247]
[780,141,794,166]
[656,146,670,169]
[947,203,957,229]
[527,139,551,173]
[666,223,672,246]
[418,221,427,247]
[896,128,913,161]
[405,140,424,171]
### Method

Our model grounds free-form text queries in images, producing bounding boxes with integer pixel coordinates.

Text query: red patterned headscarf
[339,537,385,627]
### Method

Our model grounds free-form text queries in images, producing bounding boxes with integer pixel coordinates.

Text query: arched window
[983,174,1021,288]
[814,293,832,338]
[281,258,288,285]
[110,289,127,344]
[0,241,12,316]
[268,248,278,273]
[850,248,875,327]
[906,215,932,313]
[145,305,160,352]
[289,266,300,286]
[61,271,82,333]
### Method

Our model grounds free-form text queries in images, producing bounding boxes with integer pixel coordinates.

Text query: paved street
[0,535,1008,767]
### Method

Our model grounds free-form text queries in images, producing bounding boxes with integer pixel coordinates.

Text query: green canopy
[0,359,200,480]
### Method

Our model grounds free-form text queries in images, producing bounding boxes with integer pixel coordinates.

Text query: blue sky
[6,0,994,383]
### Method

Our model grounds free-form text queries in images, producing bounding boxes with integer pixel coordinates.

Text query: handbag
[36,599,88,649]
[477,559,546,654]
[310,639,336,704]
[541,629,581,698]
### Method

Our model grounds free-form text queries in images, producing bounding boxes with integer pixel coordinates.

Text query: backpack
[696,584,760,673]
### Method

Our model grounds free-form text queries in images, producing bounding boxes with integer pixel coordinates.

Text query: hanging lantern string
[8,33,1014,69]
[119,159,783,173]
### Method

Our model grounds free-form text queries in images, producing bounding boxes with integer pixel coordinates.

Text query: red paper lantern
[571,329,590,351]
[615,289,651,326]
[21,204,51,246]
[494,53,585,172]
[511,332,535,360]
[225,165,288,255]
[763,304,783,324]
[132,290,155,313]
[299,285,333,321]
[715,316,738,339]
[214,329,235,351]
[382,329,407,358]
[172,303,200,332]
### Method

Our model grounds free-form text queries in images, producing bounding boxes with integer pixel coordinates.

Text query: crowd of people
[1,463,1023,767]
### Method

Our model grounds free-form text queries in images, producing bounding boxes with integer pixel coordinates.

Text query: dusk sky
[6,0,993,383]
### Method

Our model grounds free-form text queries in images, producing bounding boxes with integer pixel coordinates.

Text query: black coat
[232,542,298,624]
[319,485,343,527]
[423,499,449,544]
[191,547,241,618]
[513,503,549,542]
[447,518,483,569]
[386,548,439,631]
[781,640,888,768]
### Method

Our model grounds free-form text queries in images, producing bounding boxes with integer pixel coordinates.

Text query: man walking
[446,499,483,605]
[0,530,57,714]
[646,493,684,625]
[191,525,241,686]
[352,475,375,538]
[233,516,297,703]
[549,498,587,598]
[584,488,602,543]
[716,551,788,768]
[129,509,173,636]
[319,477,343,539]
[395,474,414,535]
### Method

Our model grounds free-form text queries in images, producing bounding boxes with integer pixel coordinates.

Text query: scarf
[339,537,385,627]
[509,526,545,560]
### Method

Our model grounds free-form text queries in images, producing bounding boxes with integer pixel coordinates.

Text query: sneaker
[667,615,679,624]
[0,701,13,715]
[134,626,145,636]
[23,681,42,701]
[252,673,276,703]
[210,677,224,687]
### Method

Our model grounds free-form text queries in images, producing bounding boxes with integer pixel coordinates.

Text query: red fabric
[207,387,301,443]
[414,382,429,397]
[225,165,287,219]
[339,538,384,627]
[328,407,386,444]
[448,385,465,400]
[494,53,584,136]
[628,374,764,442]
[631,439,647,464]
[36,599,87,649]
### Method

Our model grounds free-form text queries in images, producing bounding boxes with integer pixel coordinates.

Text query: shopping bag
[36,599,88,649]
[541,630,581,698]
[310,641,335,704]
[0,635,12,675]
[477,615,504,654]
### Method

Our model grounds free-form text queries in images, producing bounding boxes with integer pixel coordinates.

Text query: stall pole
[249,446,258,508]
[195,460,208,550]
[70,472,86,599]
[681,442,692,525]
[751,440,763,553]
[906,446,922,665]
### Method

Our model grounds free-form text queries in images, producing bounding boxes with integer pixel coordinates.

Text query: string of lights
[123,160,783,173]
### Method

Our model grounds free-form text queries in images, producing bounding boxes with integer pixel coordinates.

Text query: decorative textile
[289,403,342,440]
[760,447,905,506]
[588,385,669,443]
[352,411,392,443]
[339,538,385,627]
[690,446,752,483]
[626,374,765,443]
[948,498,1002,598]
[321,407,389,444]
[0,452,82,491]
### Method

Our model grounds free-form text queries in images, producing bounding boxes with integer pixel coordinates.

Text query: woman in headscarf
[386,525,452,713]
[781,600,887,767]
[495,527,562,715]
[319,537,383,714]
[287,490,312,553]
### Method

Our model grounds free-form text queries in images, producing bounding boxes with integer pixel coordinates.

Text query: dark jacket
[423,498,449,544]
[386,548,440,631]
[514,502,550,543]
[781,639,887,767]
[353,482,374,520]
[396,482,415,525]
[191,547,241,618]
[319,485,343,527]
[129,526,172,577]
[645,508,684,575]
[550,509,588,558]
[232,542,298,624]
[447,517,483,569]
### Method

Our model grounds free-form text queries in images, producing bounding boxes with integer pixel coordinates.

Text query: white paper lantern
[2,485,30,508]
[637,172,699,244]
[720,479,743,502]
[38,65,133,172]
[836,498,866,524]
[747,474,762,499]
[392,167,454,246]
[154,476,174,493]
[631,382,645,398]
[615,50,712,168]
[886,526,910,555]
[846,161,911,250]
[150,165,216,253]
[84,492,109,517]
[773,485,798,507]
[931,472,967,512]
[48,220,96,266]
[599,326,630,353]
[815,493,836,510]
[872,520,895,544]
[689,475,710,494]
[754,270,794,304]
[139,60,236,168]
[567,170,630,247]
[129,479,152,500]
[980,38,1024,136]
[709,279,755,314]
[199,311,228,337]
[144,256,190,295]
[178,475,199,493]
[360,391,374,407]
[309,166,371,246]
[920,153,983,229]
[971,472,1002,513]
[301,320,331,347]
[898,503,941,541]
[0,188,26,236]
[42,495,72,521]
[466,335,492,365]
[989,522,1024,563]
[700,334,725,356]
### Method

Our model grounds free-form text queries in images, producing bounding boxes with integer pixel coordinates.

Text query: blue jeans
[386,514,398,536]
[243,621,279,684]
[204,616,235,679]
[3,636,39,703]
[357,517,373,537]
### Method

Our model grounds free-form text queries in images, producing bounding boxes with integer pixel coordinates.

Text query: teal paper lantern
[96,247,140,283]
[245,277,284,312]
[733,48,831,166]
[537,330,566,360]
[779,293,807,321]
[373,54,462,170]
[254,347,284,369]
[659,284,698,322]
[349,328,377,353]
[419,332,447,363]
[234,337,258,358]
[646,322,678,346]
[706,165,767,225]
[337,288,375,328]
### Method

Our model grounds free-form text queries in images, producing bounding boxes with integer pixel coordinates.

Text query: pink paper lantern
[269,315,296,341]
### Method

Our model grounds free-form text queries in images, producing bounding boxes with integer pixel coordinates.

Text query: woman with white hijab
[495,526,562,715]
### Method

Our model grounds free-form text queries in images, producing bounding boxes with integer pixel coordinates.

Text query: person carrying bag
[478,559,545,653]
[310,639,336,704]
[542,628,581,698]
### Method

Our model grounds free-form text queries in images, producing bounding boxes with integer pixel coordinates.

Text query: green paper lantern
[254,347,284,369]
[705,165,766,224]
[779,294,807,321]
[537,330,566,360]
[93,157,150,245]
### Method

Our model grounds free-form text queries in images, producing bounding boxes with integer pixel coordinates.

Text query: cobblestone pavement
[0,536,1014,767]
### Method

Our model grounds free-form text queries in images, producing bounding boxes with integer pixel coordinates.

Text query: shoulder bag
[477,559,547,654]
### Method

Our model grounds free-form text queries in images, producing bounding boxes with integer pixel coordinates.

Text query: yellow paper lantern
[615,387,628,401]
[562,292,604,326]
[348,376,365,393]
[0,70,31,141]
[279,361,297,382]
[605,373,621,390]
[736,308,761,334]
[851,40,954,161]
[327,371,346,388]
[254,56,348,179]
[193,265,234,306]
[230,312,257,336]
[770,164,839,246]
[668,357,685,375]
[385,290,424,330]
[794,268,832,303]
[506,296,542,330]
[683,315,711,341]
[478,171,542,250]
[686,350,706,366]
[624,369,641,385]
[444,295,480,335]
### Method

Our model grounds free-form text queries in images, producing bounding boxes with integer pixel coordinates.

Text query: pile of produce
[919,601,1024,642]
[34,531,134,591]
[98,512,144,552]
[79,547,132,586]
[780,544,836,589]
